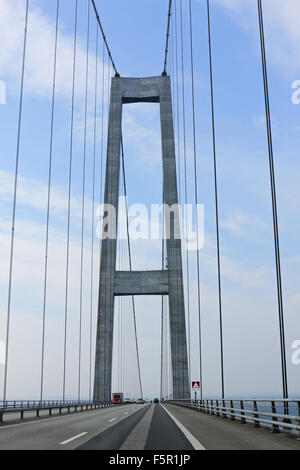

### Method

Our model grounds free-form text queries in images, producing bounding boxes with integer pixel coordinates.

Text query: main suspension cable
[90,0,119,76]
[163,0,173,75]
[257,0,288,400]
[207,0,225,400]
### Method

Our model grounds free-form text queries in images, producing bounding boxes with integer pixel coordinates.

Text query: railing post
[283,401,291,425]
[253,400,260,428]
[216,400,220,417]
[240,400,246,424]
[222,400,226,419]
[271,401,279,433]
[230,400,235,421]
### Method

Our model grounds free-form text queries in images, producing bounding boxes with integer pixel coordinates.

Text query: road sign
[192,381,200,390]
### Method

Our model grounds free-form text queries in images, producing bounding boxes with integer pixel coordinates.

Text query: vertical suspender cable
[100,43,105,212]
[120,224,125,394]
[96,45,105,394]
[3,0,29,403]
[102,60,111,401]
[160,294,164,401]
[40,0,60,402]
[78,0,90,401]
[207,0,225,399]
[174,1,181,205]
[257,0,288,400]
[179,0,192,390]
[63,0,78,401]
[160,191,165,401]
[120,137,143,400]
[89,25,99,402]
[118,251,121,392]
[188,0,203,399]
[98,44,105,283]
[170,13,175,102]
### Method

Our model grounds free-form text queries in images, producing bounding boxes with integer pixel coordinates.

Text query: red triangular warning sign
[192,381,200,390]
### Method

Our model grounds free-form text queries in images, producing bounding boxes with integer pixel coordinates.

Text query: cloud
[122,103,162,170]
[221,208,268,239]
[0,0,110,100]
[212,0,300,77]
[0,169,98,230]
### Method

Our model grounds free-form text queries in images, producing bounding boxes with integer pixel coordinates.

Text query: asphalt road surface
[0,403,299,450]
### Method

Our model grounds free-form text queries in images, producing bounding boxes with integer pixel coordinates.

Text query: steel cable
[40,0,60,401]
[207,0,225,399]
[63,0,78,401]
[3,0,29,403]
[188,0,203,399]
[78,0,91,401]
[120,137,143,400]
[257,0,288,400]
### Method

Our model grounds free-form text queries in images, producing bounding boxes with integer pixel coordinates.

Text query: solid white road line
[160,405,206,451]
[60,432,88,445]
[108,418,117,422]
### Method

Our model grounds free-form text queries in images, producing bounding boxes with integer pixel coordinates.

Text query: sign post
[192,381,201,402]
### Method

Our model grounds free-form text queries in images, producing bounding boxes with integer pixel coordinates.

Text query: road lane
[0,404,142,450]
[0,402,299,450]
[120,404,155,450]
[78,404,151,450]
[163,404,300,450]
[161,405,205,450]
[144,404,194,451]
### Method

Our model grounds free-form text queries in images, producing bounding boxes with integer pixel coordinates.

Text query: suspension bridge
[0,0,299,451]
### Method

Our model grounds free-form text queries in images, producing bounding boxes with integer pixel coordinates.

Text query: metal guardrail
[167,399,300,434]
[0,400,124,423]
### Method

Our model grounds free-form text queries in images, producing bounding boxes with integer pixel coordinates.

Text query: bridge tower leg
[93,75,190,402]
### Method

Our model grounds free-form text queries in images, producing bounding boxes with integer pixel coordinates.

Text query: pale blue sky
[0,0,299,400]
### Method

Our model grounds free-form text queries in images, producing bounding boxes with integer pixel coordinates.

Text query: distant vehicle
[112,393,124,403]
[124,398,131,404]
[153,398,159,403]
[136,398,145,404]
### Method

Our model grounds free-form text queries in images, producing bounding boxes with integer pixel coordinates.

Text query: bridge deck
[0,403,299,450]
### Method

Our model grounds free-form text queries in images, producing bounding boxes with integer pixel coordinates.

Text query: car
[136,398,145,404]
[124,398,131,404]
[153,398,159,404]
